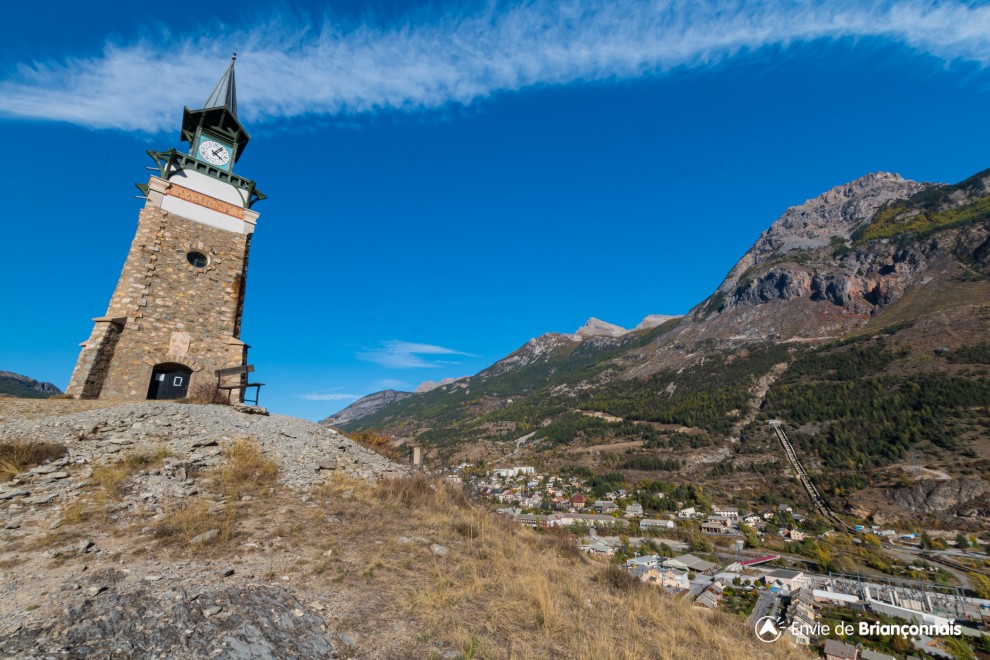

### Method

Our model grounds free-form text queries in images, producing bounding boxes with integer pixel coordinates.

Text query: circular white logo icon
[754,616,783,643]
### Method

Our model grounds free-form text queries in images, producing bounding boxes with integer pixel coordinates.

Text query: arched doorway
[147,363,193,400]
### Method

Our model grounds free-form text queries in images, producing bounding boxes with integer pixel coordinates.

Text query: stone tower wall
[67,190,253,400]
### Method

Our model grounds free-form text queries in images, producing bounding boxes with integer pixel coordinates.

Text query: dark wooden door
[148,368,191,399]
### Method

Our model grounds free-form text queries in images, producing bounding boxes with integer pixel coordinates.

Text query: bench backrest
[215,365,255,378]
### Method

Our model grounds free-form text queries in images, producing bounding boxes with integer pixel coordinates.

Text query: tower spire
[179,54,251,167]
[203,53,237,118]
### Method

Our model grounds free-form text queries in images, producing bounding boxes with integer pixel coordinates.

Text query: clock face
[197,139,231,167]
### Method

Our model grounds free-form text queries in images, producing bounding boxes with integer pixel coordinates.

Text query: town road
[747,591,778,628]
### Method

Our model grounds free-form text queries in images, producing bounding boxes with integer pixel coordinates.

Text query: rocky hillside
[322,313,681,428]
[658,170,981,359]
[326,167,990,524]
[414,377,460,393]
[322,389,412,427]
[715,172,927,297]
[0,370,61,399]
[635,314,680,330]
[575,317,628,338]
[0,399,789,659]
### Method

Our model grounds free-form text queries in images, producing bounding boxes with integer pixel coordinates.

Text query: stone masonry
[67,183,253,400]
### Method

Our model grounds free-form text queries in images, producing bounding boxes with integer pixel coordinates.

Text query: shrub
[91,445,172,498]
[348,430,403,460]
[152,500,236,546]
[0,440,67,480]
[181,382,227,405]
[540,527,583,561]
[969,572,990,600]
[208,439,278,498]
[599,563,642,592]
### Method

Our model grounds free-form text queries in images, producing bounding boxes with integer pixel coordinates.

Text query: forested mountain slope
[325,169,990,520]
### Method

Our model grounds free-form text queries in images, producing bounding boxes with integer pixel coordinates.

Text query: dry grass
[66,440,267,523]
[348,430,404,461]
[146,439,278,550]
[207,439,279,498]
[14,420,802,657]
[91,445,172,499]
[286,473,805,659]
[40,445,174,542]
[151,500,237,546]
[61,500,98,526]
[47,439,278,554]
[0,439,67,480]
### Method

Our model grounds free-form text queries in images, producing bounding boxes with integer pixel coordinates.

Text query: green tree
[740,523,760,549]
[969,572,990,600]
[941,635,976,660]
[684,527,713,553]
[815,544,834,573]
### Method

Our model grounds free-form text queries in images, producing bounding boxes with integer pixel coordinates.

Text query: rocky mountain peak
[415,377,461,393]
[321,389,412,427]
[717,172,929,295]
[481,332,578,377]
[574,317,627,338]
[635,314,681,331]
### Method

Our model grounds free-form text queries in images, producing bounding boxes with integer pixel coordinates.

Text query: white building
[626,555,661,569]
[561,513,629,528]
[640,518,675,530]
[763,569,809,593]
[492,466,536,478]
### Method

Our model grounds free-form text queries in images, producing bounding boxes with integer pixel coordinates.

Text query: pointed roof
[203,54,238,117]
[179,53,251,164]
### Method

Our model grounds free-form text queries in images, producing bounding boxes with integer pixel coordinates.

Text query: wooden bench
[215,365,265,406]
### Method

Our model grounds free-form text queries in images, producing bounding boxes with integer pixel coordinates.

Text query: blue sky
[3,1,990,419]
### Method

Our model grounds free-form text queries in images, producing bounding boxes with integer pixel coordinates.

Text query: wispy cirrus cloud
[356,339,476,369]
[3,1,990,131]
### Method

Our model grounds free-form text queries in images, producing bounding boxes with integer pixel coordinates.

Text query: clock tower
[66,55,266,401]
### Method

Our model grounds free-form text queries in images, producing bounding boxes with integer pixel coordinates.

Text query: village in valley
[450,465,990,659]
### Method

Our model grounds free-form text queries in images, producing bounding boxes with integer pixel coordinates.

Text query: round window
[186,251,209,268]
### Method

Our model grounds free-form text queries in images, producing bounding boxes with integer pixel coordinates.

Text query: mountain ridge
[0,370,61,399]
[322,170,940,431]
[321,167,990,525]
[322,389,412,427]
